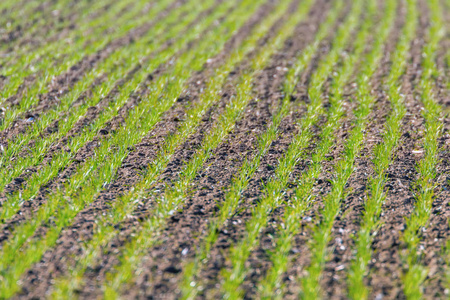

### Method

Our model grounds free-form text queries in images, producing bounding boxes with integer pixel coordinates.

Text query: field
[0,0,449,299]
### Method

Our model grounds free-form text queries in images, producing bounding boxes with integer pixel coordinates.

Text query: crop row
[179,0,344,297]
[2,0,447,298]
[345,0,406,298]
[0,0,212,219]
[48,0,295,297]
[1,0,112,92]
[180,0,346,298]
[0,0,49,29]
[0,0,169,121]
[0,1,177,145]
[209,0,371,298]
[1,0,146,69]
[0,0,258,296]
[98,0,322,297]
[257,0,367,297]
[0,0,220,246]
[260,0,393,298]
[299,0,414,297]
[402,0,445,298]
[0,0,114,57]
[218,0,363,298]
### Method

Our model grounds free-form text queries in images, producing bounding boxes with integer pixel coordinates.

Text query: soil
[1,0,450,299]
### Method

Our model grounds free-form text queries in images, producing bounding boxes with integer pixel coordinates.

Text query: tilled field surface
[0,0,449,299]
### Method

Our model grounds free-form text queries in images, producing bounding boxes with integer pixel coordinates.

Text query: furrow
[0,0,238,244]
[15,0,279,297]
[61,1,333,298]
[366,16,429,300]
[338,0,415,298]
[177,1,341,298]
[1,0,182,144]
[421,0,450,295]
[0,0,53,30]
[0,0,114,55]
[0,0,215,218]
[308,0,402,293]
[76,0,325,298]
[65,0,298,295]
[1,0,135,61]
[435,0,450,104]
[257,1,390,298]
[1,0,147,69]
[319,1,408,298]
[0,0,234,223]
[1,1,445,298]
[0,0,175,126]
[214,1,364,299]
[0,0,177,133]
[297,0,404,297]
[0,1,263,297]
[0,0,58,47]
[195,1,354,296]
[401,0,446,297]
[0,0,125,57]
[0,0,129,99]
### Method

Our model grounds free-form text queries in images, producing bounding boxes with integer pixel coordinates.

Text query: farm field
[0,0,449,299]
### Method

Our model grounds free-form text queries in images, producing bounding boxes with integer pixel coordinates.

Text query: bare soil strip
[1,0,448,298]
[12,1,278,298]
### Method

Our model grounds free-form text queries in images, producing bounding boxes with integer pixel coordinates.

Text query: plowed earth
[0,0,449,299]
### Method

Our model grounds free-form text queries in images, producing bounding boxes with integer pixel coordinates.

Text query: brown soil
[0,0,220,240]
[0,0,184,138]
[2,0,450,299]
